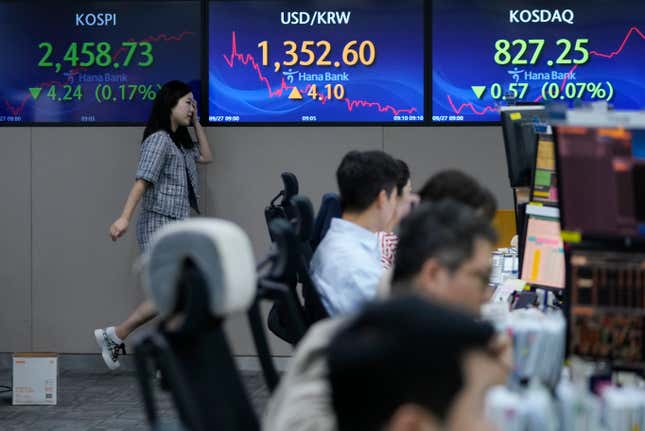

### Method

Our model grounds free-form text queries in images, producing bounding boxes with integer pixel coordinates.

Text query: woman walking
[94,80,212,370]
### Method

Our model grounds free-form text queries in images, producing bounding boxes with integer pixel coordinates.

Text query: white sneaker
[94,328,126,370]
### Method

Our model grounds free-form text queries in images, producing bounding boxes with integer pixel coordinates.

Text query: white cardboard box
[12,353,58,405]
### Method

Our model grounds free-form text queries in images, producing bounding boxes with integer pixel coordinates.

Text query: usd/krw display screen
[432,1,645,123]
[0,1,201,124]
[208,0,424,124]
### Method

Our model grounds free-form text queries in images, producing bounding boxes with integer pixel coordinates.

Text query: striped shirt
[377,232,399,270]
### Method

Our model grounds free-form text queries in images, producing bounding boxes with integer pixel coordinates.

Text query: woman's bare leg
[114,300,157,340]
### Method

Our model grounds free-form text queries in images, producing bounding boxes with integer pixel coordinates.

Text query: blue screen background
[0,1,201,124]
[432,0,645,123]
[208,0,424,123]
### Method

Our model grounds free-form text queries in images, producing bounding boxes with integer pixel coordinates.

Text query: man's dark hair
[336,151,401,212]
[418,170,497,221]
[328,295,495,431]
[395,159,411,196]
[391,200,497,287]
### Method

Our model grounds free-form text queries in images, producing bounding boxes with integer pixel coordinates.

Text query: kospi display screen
[208,0,425,124]
[432,1,645,123]
[0,0,201,124]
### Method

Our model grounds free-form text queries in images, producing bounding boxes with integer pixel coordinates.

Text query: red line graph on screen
[3,32,195,117]
[222,32,417,116]
[589,26,645,59]
[447,95,499,115]
[447,26,645,115]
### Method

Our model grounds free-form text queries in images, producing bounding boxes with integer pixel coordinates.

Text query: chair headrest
[281,172,299,200]
[143,219,257,319]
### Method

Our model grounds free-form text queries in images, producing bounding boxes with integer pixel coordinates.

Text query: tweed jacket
[135,130,200,219]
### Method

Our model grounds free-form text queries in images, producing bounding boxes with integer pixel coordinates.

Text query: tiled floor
[0,369,269,430]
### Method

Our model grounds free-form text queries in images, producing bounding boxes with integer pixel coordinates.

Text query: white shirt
[310,218,383,315]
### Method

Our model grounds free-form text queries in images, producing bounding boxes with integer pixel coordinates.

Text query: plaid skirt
[136,210,182,253]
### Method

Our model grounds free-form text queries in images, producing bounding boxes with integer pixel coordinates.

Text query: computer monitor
[530,134,558,206]
[0,0,202,124]
[501,106,548,187]
[568,249,645,368]
[520,215,565,289]
[207,0,425,124]
[554,126,645,238]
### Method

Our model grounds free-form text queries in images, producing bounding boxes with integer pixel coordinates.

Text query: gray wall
[0,126,511,356]
[0,129,31,353]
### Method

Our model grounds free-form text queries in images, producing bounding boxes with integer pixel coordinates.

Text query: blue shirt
[310,218,383,316]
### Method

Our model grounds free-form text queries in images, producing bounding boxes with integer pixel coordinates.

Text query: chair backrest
[291,195,315,261]
[264,219,308,345]
[311,192,342,251]
[297,263,330,325]
[289,195,329,324]
[136,219,262,431]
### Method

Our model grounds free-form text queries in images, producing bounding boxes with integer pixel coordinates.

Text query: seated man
[329,295,507,431]
[310,150,401,315]
[264,201,505,431]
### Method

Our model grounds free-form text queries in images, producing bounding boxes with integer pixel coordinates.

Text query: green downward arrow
[471,86,487,99]
[29,87,43,100]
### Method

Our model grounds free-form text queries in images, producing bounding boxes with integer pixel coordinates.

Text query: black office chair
[263,174,306,345]
[134,219,281,431]
[262,175,330,339]
[311,192,342,251]
[263,193,329,342]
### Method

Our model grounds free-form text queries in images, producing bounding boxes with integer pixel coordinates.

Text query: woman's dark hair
[142,80,194,149]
